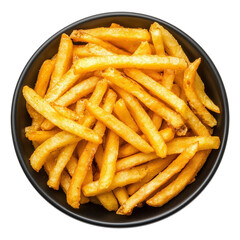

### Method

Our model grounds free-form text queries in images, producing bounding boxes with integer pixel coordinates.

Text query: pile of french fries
[23,22,221,215]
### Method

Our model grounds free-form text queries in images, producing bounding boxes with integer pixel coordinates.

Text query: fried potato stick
[117,142,199,215]
[183,59,217,127]
[23,86,101,144]
[86,102,154,153]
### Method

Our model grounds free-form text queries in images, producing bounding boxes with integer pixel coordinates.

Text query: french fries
[23,23,221,215]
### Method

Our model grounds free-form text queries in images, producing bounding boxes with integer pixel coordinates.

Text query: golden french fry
[34,59,56,97]
[51,103,79,121]
[82,165,148,197]
[96,192,119,211]
[67,90,117,208]
[48,34,73,91]
[86,101,154,153]
[158,25,220,113]
[147,150,211,207]
[66,156,78,176]
[75,99,87,124]
[113,187,129,205]
[25,129,60,142]
[143,70,163,81]
[73,43,115,58]
[94,144,104,171]
[80,27,151,42]
[73,55,187,74]
[123,68,210,136]
[118,127,175,158]
[30,131,80,172]
[150,22,165,56]
[183,59,217,127]
[162,69,174,90]
[133,41,152,55]
[171,84,181,97]
[117,142,199,215]
[127,156,176,195]
[150,111,163,130]
[55,76,99,107]
[98,130,119,190]
[47,143,77,190]
[105,68,187,133]
[113,85,167,158]
[113,99,140,133]
[23,86,101,144]
[70,30,129,55]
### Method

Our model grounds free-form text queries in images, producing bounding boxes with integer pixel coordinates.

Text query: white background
[1,0,239,239]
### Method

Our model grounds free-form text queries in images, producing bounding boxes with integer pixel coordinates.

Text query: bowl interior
[12,13,228,227]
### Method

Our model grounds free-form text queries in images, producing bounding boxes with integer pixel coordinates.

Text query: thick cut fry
[82,165,148,197]
[113,99,140,133]
[74,55,187,74]
[147,150,211,207]
[67,90,117,208]
[34,59,55,97]
[80,27,151,42]
[133,41,152,55]
[113,86,167,157]
[48,34,73,91]
[23,86,101,144]
[97,192,119,211]
[70,30,129,55]
[30,131,79,171]
[183,59,217,127]
[47,143,77,190]
[117,142,199,215]
[158,25,220,113]
[44,68,85,103]
[150,22,165,56]
[105,68,186,133]
[86,102,153,153]
[118,136,219,164]
[123,68,210,136]
[73,44,115,57]
[55,76,99,107]
[118,127,175,158]
[99,130,119,190]
[25,129,60,142]
[117,152,160,172]
[113,187,129,205]
[162,69,174,90]
[127,156,175,195]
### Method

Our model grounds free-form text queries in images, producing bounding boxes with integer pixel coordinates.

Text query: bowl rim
[11,11,229,228]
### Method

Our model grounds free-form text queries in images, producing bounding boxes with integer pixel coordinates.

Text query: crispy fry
[162,69,174,90]
[86,101,154,153]
[183,59,217,127]
[150,22,165,56]
[99,130,119,190]
[71,30,129,55]
[151,112,163,130]
[113,86,167,157]
[34,59,55,97]
[143,70,163,81]
[66,156,78,176]
[48,34,73,91]
[105,68,187,133]
[94,144,104,171]
[133,41,152,55]
[80,27,151,42]
[113,187,129,205]
[82,165,148,197]
[47,143,77,190]
[127,156,176,195]
[75,99,87,124]
[158,25,220,113]
[51,103,79,120]
[25,129,60,142]
[147,150,211,207]
[113,99,140,133]
[23,86,101,143]
[67,90,117,208]
[118,127,175,158]
[117,142,199,215]
[96,192,119,211]
[73,44,115,58]
[55,76,99,107]
[74,55,187,74]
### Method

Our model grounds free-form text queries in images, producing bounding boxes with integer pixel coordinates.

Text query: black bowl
[11,12,229,227]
